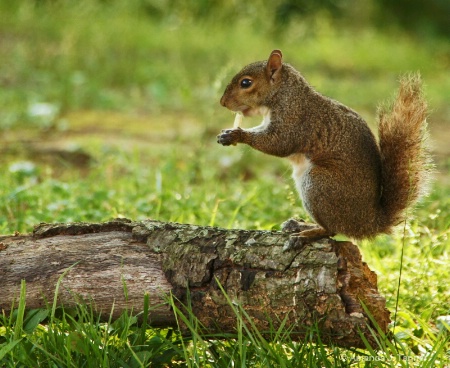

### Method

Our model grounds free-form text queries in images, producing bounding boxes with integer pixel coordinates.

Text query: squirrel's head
[220,50,283,117]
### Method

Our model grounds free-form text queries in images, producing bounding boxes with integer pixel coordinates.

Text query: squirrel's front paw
[217,128,242,146]
[281,218,308,233]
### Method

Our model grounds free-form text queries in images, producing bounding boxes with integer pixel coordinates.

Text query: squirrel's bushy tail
[377,73,432,232]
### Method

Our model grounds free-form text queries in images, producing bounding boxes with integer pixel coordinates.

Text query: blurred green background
[0,0,449,233]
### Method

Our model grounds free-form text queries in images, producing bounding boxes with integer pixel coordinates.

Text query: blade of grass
[50,262,80,322]
[13,279,26,341]
[0,339,22,361]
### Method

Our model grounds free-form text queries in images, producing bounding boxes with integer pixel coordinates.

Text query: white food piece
[233,112,243,128]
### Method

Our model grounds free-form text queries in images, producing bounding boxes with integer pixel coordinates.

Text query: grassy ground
[1,0,449,366]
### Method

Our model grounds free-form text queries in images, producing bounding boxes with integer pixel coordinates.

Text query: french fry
[233,112,243,128]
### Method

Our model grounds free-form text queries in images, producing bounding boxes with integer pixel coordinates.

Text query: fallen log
[0,219,390,348]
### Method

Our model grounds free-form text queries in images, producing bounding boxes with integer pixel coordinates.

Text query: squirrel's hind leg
[295,226,334,239]
[282,221,334,251]
[281,218,334,237]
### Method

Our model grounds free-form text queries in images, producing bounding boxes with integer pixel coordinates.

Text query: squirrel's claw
[281,218,308,233]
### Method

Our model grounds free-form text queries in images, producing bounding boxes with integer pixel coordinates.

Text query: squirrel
[217,50,432,246]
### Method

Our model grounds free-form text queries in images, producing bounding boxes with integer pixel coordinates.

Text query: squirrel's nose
[220,95,226,107]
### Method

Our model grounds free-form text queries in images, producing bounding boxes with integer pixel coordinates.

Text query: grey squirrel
[217,50,431,244]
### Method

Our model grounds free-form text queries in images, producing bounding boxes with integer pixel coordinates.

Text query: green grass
[1,279,448,367]
[1,0,449,366]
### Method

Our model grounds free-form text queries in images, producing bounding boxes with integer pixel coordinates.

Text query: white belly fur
[288,153,310,204]
[246,107,271,133]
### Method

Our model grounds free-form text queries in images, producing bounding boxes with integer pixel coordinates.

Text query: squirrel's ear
[267,50,283,83]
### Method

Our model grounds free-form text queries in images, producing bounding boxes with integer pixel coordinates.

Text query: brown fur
[217,50,432,239]
[377,74,431,232]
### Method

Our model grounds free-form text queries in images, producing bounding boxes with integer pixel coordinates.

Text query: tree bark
[0,219,390,348]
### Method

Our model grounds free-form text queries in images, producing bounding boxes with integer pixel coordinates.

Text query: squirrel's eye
[240,78,253,89]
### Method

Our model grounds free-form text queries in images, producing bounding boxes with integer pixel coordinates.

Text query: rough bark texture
[0,219,390,348]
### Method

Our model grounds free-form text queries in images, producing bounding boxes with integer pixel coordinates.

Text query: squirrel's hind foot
[295,227,334,239]
[282,220,334,251]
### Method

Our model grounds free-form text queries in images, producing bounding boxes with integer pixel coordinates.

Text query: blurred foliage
[375,0,450,37]
[0,0,448,126]
[274,0,449,38]
[10,0,450,38]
